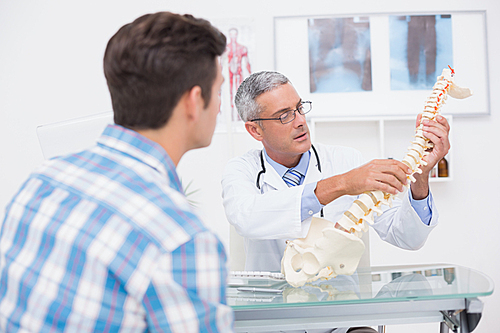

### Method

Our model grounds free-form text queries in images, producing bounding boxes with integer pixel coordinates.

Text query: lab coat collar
[263,149,310,179]
[261,156,289,191]
[261,146,322,191]
[303,146,322,185]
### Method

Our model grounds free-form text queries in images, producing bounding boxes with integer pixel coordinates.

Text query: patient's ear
[184,86,204,121]
[245,121,263,142]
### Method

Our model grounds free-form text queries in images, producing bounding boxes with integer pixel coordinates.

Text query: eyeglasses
[250,101,312,124]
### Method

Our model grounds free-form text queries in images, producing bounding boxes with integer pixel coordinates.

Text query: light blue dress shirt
[264,148,432,225]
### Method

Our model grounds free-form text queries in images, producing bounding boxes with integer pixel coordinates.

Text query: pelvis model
[281,67,473,287]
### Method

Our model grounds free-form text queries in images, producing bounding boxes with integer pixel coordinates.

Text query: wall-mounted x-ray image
[276,11,489,116]
[390,14,453,91]
[308,16,372,93]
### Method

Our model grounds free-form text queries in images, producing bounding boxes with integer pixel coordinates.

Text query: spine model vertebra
[335,66,472,236]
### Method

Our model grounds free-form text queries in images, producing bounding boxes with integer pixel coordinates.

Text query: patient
[0,11,233,332]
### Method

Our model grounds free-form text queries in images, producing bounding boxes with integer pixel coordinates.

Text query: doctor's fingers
[369,171,407,194]
[422,117,450,138]
[369,180,404,195]
[422,124,451,154]
[417,114,450,131]
[356,162,407,194]
[434,115,451,131]
[366,159,410,178]
[424,130,450,154]
[347,171,404,195]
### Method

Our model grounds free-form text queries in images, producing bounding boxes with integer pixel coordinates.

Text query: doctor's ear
[245,121,264,142]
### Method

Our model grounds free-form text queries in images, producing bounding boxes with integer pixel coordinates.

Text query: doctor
[222,71,450,272]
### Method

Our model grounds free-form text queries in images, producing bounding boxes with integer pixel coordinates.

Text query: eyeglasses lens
[280,102,312,124]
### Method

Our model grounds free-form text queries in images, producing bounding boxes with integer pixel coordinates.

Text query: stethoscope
[256,144,324,217]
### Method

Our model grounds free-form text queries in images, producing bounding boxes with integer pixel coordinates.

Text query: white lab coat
[222,143,438,272]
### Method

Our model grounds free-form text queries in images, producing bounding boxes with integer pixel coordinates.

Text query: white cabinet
[309,115,453,182]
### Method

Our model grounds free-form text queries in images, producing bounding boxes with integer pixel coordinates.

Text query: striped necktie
[283,169,303,187]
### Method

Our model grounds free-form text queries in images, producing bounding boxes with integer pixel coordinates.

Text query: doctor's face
[255,83,311,167]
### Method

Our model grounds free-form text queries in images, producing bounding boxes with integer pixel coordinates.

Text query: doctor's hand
[416,114,451,175]
[409,115,450,200]
[315,159,410,206]
[340,159,411,196]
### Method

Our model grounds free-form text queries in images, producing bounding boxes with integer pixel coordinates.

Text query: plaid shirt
[0,124,234,332]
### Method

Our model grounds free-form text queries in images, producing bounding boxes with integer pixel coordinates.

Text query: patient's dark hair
[104,12,226,129]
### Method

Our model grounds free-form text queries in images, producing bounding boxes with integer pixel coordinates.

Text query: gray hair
[235,71,290,122]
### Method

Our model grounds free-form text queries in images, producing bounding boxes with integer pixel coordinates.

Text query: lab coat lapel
[303,147,322,184]
[261,147,322,191]
[261,156,289,191]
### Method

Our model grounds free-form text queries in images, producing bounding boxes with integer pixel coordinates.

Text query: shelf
[309,115,452,182]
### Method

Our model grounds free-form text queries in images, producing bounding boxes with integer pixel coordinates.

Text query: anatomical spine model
[282,67,473,287]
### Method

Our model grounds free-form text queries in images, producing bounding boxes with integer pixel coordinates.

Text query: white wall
[1,0,499,332]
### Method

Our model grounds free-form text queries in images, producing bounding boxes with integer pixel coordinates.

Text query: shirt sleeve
[301,182,324,221]
[408,191,433,225]
[143,231,234,332]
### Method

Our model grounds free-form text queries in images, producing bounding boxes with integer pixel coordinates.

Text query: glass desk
[228,264,494,333]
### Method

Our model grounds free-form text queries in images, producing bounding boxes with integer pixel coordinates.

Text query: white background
[1,1,499,332]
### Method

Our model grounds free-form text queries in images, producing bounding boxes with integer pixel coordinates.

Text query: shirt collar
[96,124,183,193]
[263,148,311,178]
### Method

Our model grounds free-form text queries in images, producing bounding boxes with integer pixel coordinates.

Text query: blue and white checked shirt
[0,124,234,332]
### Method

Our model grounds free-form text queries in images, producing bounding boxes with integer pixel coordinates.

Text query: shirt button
[308,210,314,215]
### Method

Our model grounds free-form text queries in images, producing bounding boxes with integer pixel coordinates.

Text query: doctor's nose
[292,111,307,127]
